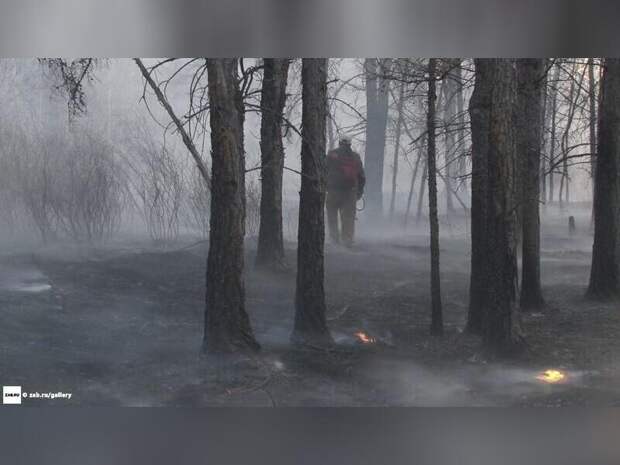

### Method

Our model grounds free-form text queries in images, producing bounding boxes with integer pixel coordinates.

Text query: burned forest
[1,57,620,406]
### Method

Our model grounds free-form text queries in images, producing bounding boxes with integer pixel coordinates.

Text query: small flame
[354,331,376,344]
[536,369,566,384]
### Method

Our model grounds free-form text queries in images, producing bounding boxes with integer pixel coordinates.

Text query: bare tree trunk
[540,62,549,206]
[468,59,523,353]
[467,59,492,335]
[442,69,456,215]
[483,59,523,353]
[364,58,390,219]
[327,98,336,151]
[455,61,468,189]
[559,63,585,208]
[558,68,569,207]
[517,59,545,311]
[427,59,444,336]
[256,58,290,271]
[416,157,428,223]
[403,144,424,228]
[292,58,333,347]
[588,58,598,227]
[588,58,620,299]
[203,58,259,353]
[234,61,247,231]
[589,58,598,183]
[389,80,405,219]
[548,64,560,204]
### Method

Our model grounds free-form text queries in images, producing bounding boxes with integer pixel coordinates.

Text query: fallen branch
[134,58,212,190]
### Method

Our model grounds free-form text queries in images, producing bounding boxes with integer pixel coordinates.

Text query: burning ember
[354,331,376,344]
[536,369,567,384]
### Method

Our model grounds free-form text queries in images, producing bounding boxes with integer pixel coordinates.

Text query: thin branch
[134,58,212,190]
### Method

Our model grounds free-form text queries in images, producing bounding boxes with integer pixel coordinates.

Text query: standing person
[326,135,366,247]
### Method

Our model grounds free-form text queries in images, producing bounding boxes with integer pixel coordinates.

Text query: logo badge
[3,386,22,405]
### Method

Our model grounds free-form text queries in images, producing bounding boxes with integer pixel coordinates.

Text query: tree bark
[587,58,620,299]
[467,60,492,334]
[589,58,598,184]
[548,64,560,204]
[455,61,468,191]
[403,144,424,228]
[427,59,444,336]
[483,59,522,353]
[468,59,523,353]
[416,157,428,223]
[256,58,290,271]
[364,58,390,219]
[203,58,260,354]
[389,80,405,219]
[540,62,549,207]
[517,59,545,311]
[292,58,333,347]
[442,68,456,215]
[234,61,246,224]
[588,58,598,227]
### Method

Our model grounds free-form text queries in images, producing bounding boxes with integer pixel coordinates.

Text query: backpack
[339,156,361,185]
[328,148,361,189]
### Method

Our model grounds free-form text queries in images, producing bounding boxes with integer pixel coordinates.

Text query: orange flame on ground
[536,369,566,384]
[354,331,376,344]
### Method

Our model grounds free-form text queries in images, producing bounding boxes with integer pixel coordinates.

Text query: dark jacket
[326,146,366,193]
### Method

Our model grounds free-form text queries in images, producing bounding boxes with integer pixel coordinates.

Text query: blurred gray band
[0,0,617,56]
[1,408,619,465]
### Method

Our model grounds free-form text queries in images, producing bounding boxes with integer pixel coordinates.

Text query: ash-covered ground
[1,204,619,406]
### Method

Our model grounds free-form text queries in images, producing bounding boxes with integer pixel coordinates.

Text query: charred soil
[1,211,619,406]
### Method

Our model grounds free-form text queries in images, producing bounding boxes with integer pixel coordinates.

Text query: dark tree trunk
[559,64,583,208]
[517,59,545,311]
[540,62,549,207]
[482,59,523,353]
[403,144,424,228]
[203,58,260,354]
[468,59,523,353]
[548,64,560,204]
[588,58,598,227]
[364,58,390,219]
[467,60,492,334]
[588,58,620,299]
[415,157,428,223]
[256,58,290,271]
[442,68,456,215]
[427,59,444,336]
[389,80,405,219]
[291,58,333,347]
[589,58,598,184]
[233,60,247,221]
[455,61,468,191]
